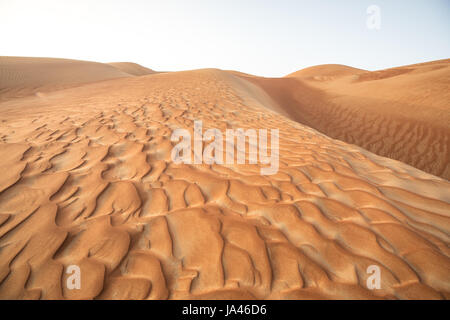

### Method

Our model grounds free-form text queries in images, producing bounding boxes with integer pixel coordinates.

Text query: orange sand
[0,58,449,300]
[240,59,450,179]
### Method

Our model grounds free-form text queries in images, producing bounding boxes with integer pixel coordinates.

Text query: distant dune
[108,62,158,76]
[286,64,367,80]
[0,58,448,300]
[0,57,155,101]
[238,59,450,179]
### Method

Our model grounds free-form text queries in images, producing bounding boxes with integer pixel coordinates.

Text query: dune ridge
[238,59,450,179]
[0,68,449,299]
[286,64,367,80]
[107,62,158,76]
[0,57,156,102]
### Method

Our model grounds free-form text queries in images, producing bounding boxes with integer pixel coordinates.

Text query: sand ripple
[0,69,449,299]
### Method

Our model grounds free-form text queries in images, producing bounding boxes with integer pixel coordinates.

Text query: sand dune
[286,64,367,80]
[0,57,155,102]
[239,59,450,179]
[0,64,449,300]
[108,62,158,76]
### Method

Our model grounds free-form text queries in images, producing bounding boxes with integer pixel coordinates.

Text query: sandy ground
[0,60,449,300]
[240,59,450,179]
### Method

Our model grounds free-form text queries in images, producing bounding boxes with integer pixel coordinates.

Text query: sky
[0,0,449,77]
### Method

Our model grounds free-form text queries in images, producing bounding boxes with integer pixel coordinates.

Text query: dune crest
[0,57,156,102]
[0,68,449,300]
[286,64,367,80]
[238,59,450,179]
[108,62,158,76]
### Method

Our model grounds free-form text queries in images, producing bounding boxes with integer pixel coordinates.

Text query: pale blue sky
[1,0,449,77]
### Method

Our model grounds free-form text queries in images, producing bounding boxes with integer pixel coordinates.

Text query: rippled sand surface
[0,64,449,299]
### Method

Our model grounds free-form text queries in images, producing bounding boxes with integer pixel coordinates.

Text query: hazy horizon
[1,0,449,77]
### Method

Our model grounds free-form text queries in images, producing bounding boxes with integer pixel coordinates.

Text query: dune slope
[0,69,449,299]
[286,64,367,80]
[239,59,450,179]
[0,57,135,102]
[108,62,158,76]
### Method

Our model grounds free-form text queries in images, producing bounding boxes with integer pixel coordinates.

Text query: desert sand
[239,59,450,179]
[0,58,449,300]
[107,62,158,76]
[0,57,156,102]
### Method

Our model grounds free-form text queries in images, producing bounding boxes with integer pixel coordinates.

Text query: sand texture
[0,62,449,300]
[240,59,450,179]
